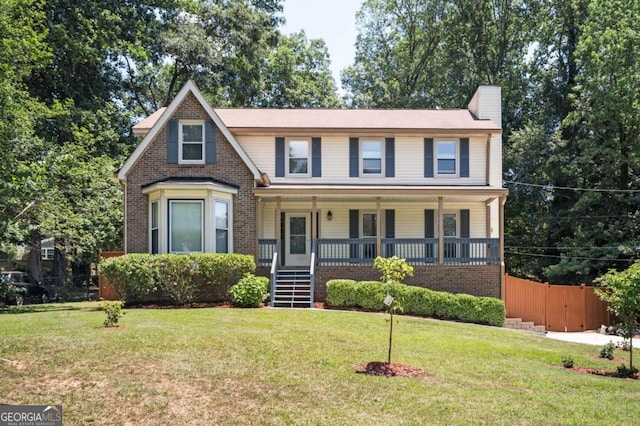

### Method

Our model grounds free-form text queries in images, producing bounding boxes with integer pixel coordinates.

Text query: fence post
[581,283,586,331]
[544,282,549,330]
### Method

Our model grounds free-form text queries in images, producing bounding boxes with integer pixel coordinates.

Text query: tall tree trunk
[28,229,42,283]
[53,237,68,286]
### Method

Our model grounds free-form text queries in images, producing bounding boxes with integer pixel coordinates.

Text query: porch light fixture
[327,210,333,221]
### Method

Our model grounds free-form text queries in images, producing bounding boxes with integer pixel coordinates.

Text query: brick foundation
[313,264,501,301]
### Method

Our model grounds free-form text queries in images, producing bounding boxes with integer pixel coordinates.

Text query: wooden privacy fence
[98,250,124,300]
[504,274,610,332]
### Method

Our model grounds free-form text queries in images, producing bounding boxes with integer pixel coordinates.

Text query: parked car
[1,271,59,305]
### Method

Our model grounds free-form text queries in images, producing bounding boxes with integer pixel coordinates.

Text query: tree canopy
[2,0,640,286]
[0,0,340,283]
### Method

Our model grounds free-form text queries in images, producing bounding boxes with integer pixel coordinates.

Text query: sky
[280,0,364,92]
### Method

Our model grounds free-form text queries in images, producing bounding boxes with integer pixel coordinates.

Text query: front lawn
[1,302,638,425]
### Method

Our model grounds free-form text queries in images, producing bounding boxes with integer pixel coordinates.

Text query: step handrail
[309,240,317,308]
[269,240,280,306]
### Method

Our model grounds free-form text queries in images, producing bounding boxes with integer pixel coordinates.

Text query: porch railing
[315,237,499,266]
[258,238,499,267]
[258,239,277,266]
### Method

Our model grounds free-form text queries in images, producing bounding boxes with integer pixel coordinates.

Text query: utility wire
[505,250,635,263]
[504,180,640,193]
[506,246,631,250]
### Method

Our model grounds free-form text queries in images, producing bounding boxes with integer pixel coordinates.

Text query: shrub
[324,280,357,306]
[154,254,201,305]
[256,275,270,302]
[562,355,574,369]
[616,364,639,378]
[229,274,268,308]
[102,301,125,327]
[600,342,616,360]
[191,253,256,301]
[353,281,388,310]
[99,253,256,305]
[326,280,506,327]
[98,254,157,303]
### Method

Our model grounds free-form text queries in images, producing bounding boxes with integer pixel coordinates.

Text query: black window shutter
[312,137,322,177]
[460,138,469,177]
[349,209,359,261]
[349,137,359,177]
[385,138,395,177]
[460,209,470,259]
[460,209,470,238]
[424,209,435,238]
[385,209,395,257]
[385,210,395,238]
[205,120,216,164]
[424,209,435,261]
[349,210,359,238]
[275,137,285,177]
[424,138,434,177]
[167,119,178,163]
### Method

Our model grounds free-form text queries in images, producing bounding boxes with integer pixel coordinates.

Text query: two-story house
[118,80,507,307]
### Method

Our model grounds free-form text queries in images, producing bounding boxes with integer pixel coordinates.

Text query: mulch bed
[356,361,424,377]
[568,367,640,380]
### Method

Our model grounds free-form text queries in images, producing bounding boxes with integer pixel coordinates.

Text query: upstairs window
[361,140,383,175]
[179,121,204,164]
[437,140,457,175]
[287,139,309,175]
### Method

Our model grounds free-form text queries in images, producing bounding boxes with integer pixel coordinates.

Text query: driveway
[546,330,631,346]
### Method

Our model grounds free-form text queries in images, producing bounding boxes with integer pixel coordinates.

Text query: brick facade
[125,94,257,257]
[312,264,501,301]
[255,264,501,302]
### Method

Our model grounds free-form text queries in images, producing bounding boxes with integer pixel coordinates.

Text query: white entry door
[285,213,311,266]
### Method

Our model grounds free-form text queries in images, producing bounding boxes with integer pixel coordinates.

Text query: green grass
[1,302,639,425]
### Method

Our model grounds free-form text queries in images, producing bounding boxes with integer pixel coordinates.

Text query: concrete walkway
[546,330,631,346]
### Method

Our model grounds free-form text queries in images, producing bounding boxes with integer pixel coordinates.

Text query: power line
[505,180,640,193]
[506,246,629,250]
[505,250,635,263]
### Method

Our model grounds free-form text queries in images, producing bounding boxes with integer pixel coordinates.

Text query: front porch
[254,186,507,307]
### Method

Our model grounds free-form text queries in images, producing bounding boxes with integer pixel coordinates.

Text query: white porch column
[376,197,382,257]
[438,197,444,265]
[275,196,281,267]
[311,196,317,240]
[499,195,506,299]
[485,198,495,259]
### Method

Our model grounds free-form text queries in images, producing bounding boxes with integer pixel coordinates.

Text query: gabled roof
[214,108,500,132]
[118,81,262,181]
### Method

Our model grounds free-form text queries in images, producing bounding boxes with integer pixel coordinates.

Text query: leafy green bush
[326,280,506,327]
[154,254,202,305]
[600,342,616,360]
[98,253,256,305]
[102,301,125,327]
[324,280,357,306]
[229,274,268,308]
[190,253,256,301]
[256,275,270,302]
[354,281,388,310]
[616,364,638,378]
[562,355,574,369]
[98,254,157,303]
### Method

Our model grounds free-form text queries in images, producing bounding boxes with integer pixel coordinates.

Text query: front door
[285,213,311,266]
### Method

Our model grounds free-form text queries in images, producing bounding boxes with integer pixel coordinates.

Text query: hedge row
[98,253,255,305]
[326,279,505,327]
